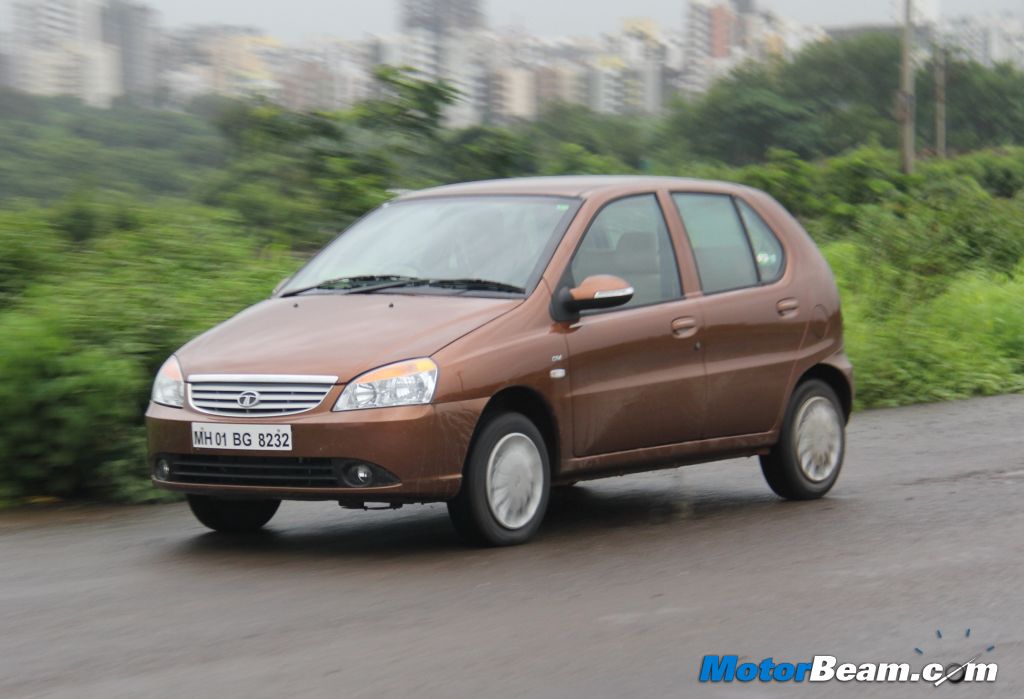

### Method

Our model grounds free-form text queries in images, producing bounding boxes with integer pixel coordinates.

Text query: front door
[561,194,707,457]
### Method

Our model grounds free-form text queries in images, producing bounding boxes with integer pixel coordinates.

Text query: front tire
[447,412,551,546]
[187,495,280,533]
[760,379,845,500]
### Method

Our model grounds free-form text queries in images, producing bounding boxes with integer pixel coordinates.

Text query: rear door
[561,194,707,457]
[670,193,804,438]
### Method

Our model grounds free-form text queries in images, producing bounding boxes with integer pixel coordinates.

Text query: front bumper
[146,397,487,502]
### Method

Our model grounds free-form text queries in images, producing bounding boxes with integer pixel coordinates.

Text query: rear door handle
[671,317,698,339]
[776,298,799,317]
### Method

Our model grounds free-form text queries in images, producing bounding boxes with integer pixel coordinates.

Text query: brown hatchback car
[148,176,853,546]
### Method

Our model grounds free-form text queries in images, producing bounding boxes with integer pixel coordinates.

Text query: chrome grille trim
[187,374,338,417]
[188,374,339,384]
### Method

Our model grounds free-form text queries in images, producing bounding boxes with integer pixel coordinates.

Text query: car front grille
[187,374,337,417]
[167,454,341,488]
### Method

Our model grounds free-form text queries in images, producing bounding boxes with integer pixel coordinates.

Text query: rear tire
[187,495,280,533]
[760,379,845,500]
[447,412,550,547]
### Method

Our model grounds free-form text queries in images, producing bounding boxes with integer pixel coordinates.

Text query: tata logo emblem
[237,391,261,408]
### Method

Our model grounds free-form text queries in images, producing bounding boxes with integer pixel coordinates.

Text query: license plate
[191,423,292,451]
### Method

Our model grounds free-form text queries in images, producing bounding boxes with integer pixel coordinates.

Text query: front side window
[282,196,581,296]
[569,195,682,310]
[672,193,759,295]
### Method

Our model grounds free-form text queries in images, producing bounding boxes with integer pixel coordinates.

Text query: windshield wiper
[279,275,423,298]
[280,275,526,298]
[421,278,526,294]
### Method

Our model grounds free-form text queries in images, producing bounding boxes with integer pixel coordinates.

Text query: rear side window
[672,194,758,294]
[570,194,682,309]
[737,200,785,283]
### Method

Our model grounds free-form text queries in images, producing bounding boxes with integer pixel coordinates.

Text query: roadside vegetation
[1,35,1022,503]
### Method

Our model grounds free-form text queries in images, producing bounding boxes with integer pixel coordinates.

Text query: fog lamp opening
[155,458,171,480]
[346,464,374,487]
[336,460,399,488]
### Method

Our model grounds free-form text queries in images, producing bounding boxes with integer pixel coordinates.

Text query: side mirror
[558,275,634,316]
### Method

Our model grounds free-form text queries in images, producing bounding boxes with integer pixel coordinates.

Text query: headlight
[151,356,185,408]
[334,358,438,411]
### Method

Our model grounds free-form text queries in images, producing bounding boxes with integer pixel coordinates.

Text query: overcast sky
[3,0,1023,40]
[143,0,1023,39]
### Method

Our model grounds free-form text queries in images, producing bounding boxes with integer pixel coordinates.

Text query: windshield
[281,196,581,296]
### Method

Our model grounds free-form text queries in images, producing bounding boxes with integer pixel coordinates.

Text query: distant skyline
[2,0,1023,41]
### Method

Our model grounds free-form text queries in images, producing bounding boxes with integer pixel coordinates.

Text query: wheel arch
[470,386,561,478]
[797,364,853,422]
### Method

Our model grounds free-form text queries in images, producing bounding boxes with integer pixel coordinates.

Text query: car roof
[395,176,753,201]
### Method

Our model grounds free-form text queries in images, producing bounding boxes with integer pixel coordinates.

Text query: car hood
[177,293,520,382]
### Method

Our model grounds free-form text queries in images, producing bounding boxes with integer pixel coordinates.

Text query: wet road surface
[1,395,1022,697]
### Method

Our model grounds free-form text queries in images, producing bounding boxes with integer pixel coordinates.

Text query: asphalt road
[1,395,1022,698]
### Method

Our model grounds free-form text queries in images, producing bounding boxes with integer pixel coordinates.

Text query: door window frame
[669,192,789,297]
[734,196,788,286]
[555,192,687,317]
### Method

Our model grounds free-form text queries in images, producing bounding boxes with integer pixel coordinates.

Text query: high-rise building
[12,0,101,47]
[708,2,738,59]
[681,0,823,94]
[157,25,260,105]
[102,0,158,104]
[204,33,286,98]
[586,59,629,115]
[619,19,668,114]
[535,63,588,111]
[489,65,537,122]
[395,0,489,123]
[400,0,485,35]
[10,0,121,107]
[682,0,738,94]
[439,30,492,126]
[941,14,1024,69]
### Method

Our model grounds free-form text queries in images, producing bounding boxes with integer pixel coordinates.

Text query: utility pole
[934,40,947,158]
[900,0,916,174]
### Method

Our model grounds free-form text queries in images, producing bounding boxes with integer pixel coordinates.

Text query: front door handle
[776,298,800,317]
[671,317,698,339]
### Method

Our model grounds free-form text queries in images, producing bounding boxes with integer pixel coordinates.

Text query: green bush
[821,145,906,209]
[736,149,823,219]
[921,149,1024,199]
[837,268,1024,408]
[0,208,67,307]
[0,205,297,502]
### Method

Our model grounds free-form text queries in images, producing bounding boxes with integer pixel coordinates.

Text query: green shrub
[825,225,1024,410]
[941,148,1024,198]
[840,269,1024,408]
[821,145,905,209]
[0,209,67,307]
[737,149,823,219]
[0,205,298,501]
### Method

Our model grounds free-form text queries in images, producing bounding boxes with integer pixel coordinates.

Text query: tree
[916,57,1024,153]
[663,33,906,163]
[680,63,822,164]
[527,103,653,170]
[355,66,459,139]
[440,126,538,182]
